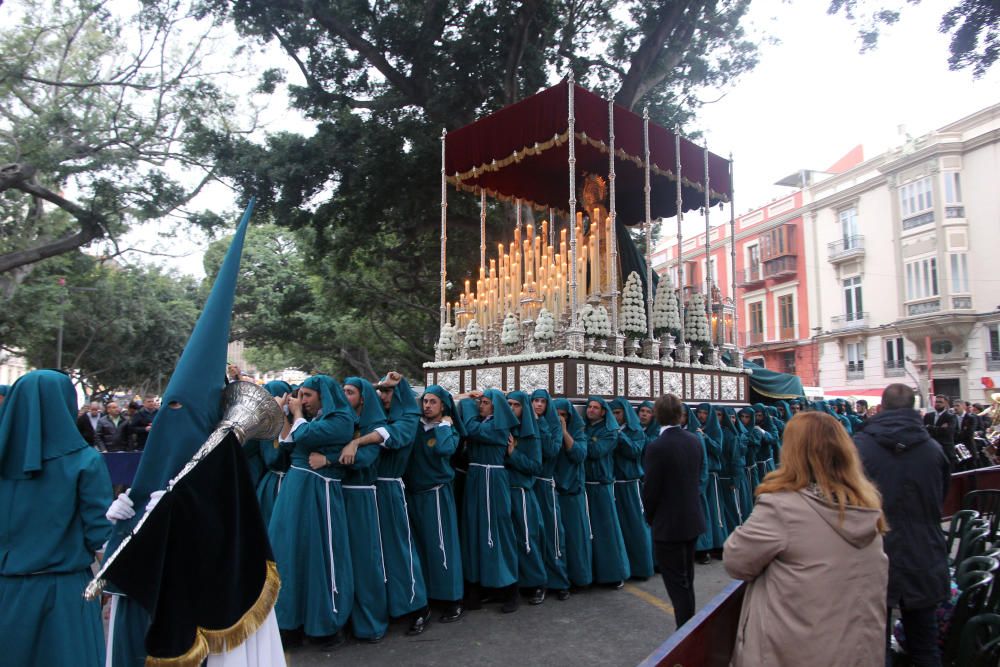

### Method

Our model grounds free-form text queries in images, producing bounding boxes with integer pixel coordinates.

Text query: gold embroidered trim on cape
[145,560,281,667]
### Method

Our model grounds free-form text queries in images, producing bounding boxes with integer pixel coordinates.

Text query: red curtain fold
[444,79,731,225]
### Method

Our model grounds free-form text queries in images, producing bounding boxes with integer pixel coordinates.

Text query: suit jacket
[955,412,981,446]
[642,425,705,542]
[76,413,100,447]
[923,410,957,463]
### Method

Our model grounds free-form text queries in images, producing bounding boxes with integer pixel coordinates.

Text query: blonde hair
[757,411,887,534]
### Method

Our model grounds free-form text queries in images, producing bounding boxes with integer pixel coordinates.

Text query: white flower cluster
[620,271,647,338]
[684,292,712,345]
[652,275,681,335]
[581,303,612,338]
[534,308,556,341]
[501,312,520,346]
[437,323,458,352]
[464,320,484,349]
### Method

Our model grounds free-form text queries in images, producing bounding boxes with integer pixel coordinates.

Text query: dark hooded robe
[610,398,654,579]
[584,397,631,583]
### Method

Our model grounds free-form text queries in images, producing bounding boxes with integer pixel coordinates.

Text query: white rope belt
[614,478,644,514]
[583,483,596,540]
[377,477,416,601]
[719,475,742,520]
[534,477,561,557]
[710,473,723,528]
[274,469,286,494]
[469,463,504,548]
[291,465,341,611]
[518,487,531,554]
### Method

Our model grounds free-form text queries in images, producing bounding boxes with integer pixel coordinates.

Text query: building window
[782,351,796,374]
[950,253,969,293]
[748,301,764,344]
[944,172,962,203]
[839,207,859,248]
[843,276,863,320]
[847,341,865,378]
[778,294,795,339]
[885,337,905,376]
[905,257,938,301]
[900,176,934,229]
[988,325,1000,370]
[702,257,717,290]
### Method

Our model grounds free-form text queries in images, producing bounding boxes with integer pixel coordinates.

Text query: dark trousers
[886,604,941,667]
[654,539,697,628]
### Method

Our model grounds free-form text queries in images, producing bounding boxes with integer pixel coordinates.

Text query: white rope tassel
[712,473,723,528]
[551,480,561,558]
[373,487,388,583]
[585,491,593,540]
[634,479,644,514]
[486,467,494,548]
[292,465,339,612]
[434,484,447,570]
[520,487,531,554]
[276,470,285,494]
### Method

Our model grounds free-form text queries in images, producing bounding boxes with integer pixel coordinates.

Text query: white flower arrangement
[652,274,682,336]
[464,320,484,350]
[437,323,458,352]
[684,292,712,346]
[501,312,520,346]
[620,271,647,339]
[586,305,612,338]
[534,308,556,341]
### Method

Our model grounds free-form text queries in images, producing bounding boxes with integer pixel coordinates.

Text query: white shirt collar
[659,424,679,434]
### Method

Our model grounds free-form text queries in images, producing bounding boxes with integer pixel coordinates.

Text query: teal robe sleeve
[586,427,617,459]
[698,434,709,493]
[294,413,356,451]
[79,451,114,554]
[506,434,542,477]
[432,424,459,458]
[615,430,644,460]
[385,413,419,450]
[539,424,560,461]
[564,427,588,463]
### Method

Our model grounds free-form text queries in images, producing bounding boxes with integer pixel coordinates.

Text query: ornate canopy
[444,79,732,225]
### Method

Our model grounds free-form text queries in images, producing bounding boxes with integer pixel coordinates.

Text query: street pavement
[284,558,735,667]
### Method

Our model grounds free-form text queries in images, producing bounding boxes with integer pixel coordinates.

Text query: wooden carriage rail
[641,465,1000,667]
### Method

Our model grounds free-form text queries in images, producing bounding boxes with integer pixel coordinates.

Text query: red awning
[444,80,731,226]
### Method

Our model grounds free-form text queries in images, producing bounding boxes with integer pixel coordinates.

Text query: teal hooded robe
[751,404,779,480]
[530,389,570,591]
[457,389,518,588]
[584,397,631,583]
[506,391,547,589]
[374,376,428,618]
[694,403,727,551]
[609,398,654,579]
[255,380,293,527]
[342,377,390,641]
[721,407,752,524]
[404,386,464,602]
[552,399,592,588]
[269,375,357,637]
[0,370,112,667]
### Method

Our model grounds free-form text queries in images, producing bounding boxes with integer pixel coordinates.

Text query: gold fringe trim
[145,560,281,667]
[751,386,804,400]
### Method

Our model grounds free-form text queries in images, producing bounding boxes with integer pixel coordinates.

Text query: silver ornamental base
[627,337,640,358]
[613,334,625,357]
[701,346,717,367]
[567,326,586,353]
[678,342,691,364]
[642,338,660,361]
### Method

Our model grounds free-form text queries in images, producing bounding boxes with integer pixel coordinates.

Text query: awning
[823,388,885,398]
[444,79,731,226]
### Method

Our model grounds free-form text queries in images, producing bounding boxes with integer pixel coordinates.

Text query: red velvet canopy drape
[444,80,731,226]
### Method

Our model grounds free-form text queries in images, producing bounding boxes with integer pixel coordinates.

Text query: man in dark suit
[923,393,957,468]
[76,400,104,450]
[642,393,706,628]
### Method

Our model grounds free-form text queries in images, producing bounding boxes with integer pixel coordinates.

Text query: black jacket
[955,411,981,446]
[642,426,705,542]
[855,408,951,608]
[76,413,101,448]
[100,415,129,452]
[128,407,158,450]
[923,409,957,464]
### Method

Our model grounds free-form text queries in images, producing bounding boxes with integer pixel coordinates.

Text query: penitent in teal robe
[553,399,591,588]
[610,398,654,579]
[0,371,113,667]
[584,397,631,584]
[457,393,518,588]
[269,376,357,638]
[531,390,570,592]
[506,391,547,589]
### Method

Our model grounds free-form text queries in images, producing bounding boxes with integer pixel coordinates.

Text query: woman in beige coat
[724,411,889,667]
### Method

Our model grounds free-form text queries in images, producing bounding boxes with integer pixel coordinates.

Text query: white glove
[145,489,166,514]
[106,492,135,522]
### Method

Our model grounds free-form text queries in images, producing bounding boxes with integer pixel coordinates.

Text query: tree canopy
[0,0,258,283]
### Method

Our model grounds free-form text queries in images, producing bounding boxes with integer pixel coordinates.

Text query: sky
[125,0,1000,277]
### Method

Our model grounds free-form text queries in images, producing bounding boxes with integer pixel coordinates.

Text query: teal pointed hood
[263,380,292,398]
[423,384,465,437]
[695,402,723,443]
[482,388,519,432]
[301,375,354,423]
[639,400,659,440]
[587,396,619,431]
[553,398,585,440]
[610,397,644,441]
[0,370,88,479]
[384,376,421,424]
[107,200,254,552]
[530,389,561,438]
[345,377,388,433]
[507,390,539,440]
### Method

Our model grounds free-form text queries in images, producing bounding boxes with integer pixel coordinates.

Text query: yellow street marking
[623,583,675,616]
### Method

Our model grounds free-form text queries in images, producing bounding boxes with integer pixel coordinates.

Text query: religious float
[423,75,750,405]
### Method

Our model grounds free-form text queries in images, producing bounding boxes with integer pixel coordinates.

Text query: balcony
[946,206,965,219]
[884,359,905,377]
[762,255,798,281]
[737,265,764,289]
[953,296,972,310]
[987,352,1000,372]
[744,331,764,346]
[902,211,934,231]
[830,311,869,331]
[846,362,865,380]
[779,326,796,341]
[827,235,865,263]
[906,299,941,316]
